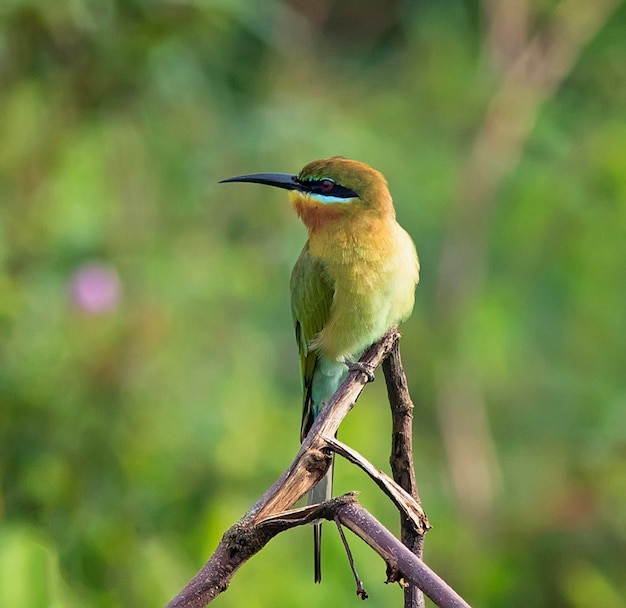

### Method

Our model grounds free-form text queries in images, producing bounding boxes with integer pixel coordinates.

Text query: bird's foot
[344,359,375,383]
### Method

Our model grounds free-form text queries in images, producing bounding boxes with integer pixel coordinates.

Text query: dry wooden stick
[259,494,470,608]
[334,496,470,608]
[166,331,399,608]
[383,339,427,608]
[165,331,471,608]
[323,436,428,535]
[247,329,399,523]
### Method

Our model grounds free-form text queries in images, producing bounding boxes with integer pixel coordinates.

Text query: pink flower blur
[70,263,122,314]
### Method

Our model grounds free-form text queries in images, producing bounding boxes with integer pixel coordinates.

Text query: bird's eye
[320,179,334,193]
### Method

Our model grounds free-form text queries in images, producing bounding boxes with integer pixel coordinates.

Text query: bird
[220,156,419,583]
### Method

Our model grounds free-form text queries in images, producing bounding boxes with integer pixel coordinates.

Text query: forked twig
[166,331,472,608]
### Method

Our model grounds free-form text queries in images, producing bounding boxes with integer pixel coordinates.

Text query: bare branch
[166,331,399,608]
[323,436,429,535]
[260,494,472,608]
[166,330,473,608]
[247,329,400,523]
[384,339,426,608]
[335,497,472,608]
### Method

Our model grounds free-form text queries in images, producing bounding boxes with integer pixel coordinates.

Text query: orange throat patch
[290,192,344,233]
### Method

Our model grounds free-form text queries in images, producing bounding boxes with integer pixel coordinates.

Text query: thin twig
[335,516,368,600]
[323,436,429,534]
[383,339,426,608]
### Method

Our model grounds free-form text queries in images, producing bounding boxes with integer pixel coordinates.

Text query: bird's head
[220,157,394,232]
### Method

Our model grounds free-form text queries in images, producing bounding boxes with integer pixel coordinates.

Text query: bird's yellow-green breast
[288,157,419,361]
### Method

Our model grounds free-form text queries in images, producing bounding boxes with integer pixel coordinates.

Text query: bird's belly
[310,357,349,416]
[310,222,418,362]
[313,268,415,362]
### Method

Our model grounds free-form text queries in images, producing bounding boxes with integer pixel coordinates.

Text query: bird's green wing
[290,242,334,442]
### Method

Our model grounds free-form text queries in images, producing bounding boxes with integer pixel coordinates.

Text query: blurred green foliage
[1,1,626,606]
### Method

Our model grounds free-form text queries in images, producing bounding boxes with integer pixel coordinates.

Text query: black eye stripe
[295,177,358,199]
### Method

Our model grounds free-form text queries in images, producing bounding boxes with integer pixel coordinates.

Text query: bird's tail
[308,455,334,583]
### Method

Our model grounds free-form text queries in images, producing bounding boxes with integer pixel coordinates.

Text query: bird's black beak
[219,172,300,191]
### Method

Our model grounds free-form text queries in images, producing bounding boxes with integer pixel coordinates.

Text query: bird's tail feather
[313,523,322,584]
[308,456,334,584]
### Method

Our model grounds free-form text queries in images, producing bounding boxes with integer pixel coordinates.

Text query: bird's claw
[345,359,375,382]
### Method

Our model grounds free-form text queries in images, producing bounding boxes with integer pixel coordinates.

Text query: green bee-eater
[221,157,419,582]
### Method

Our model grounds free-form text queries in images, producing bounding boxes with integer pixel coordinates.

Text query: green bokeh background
[1,1,626,606]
